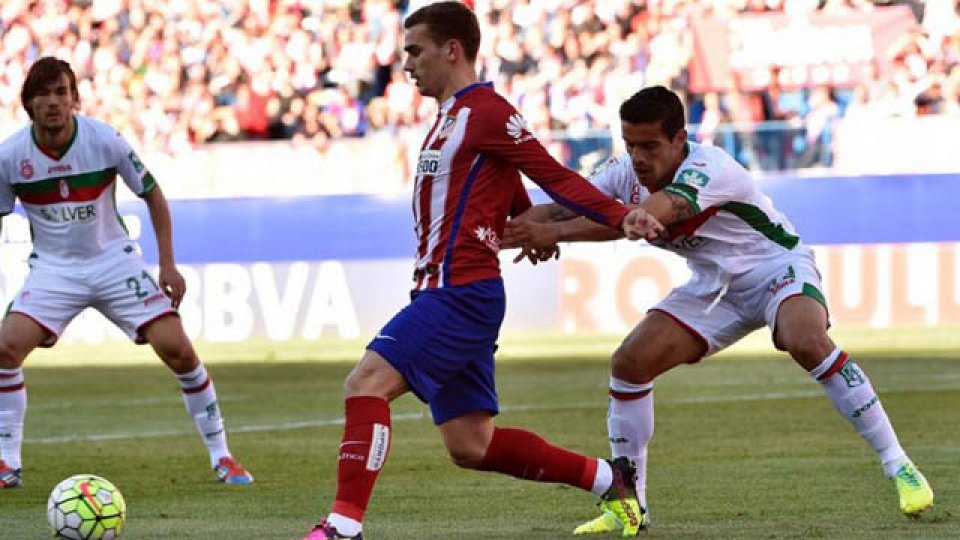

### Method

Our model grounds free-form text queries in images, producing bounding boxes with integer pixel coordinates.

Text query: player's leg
[611,311,706,498]
[578,285,755,535]
[0,314,48,488]
[571,310,707,535]
[307,349,408,540]
[436,410,643,536]
[139,315,252,484]
[774,291,933,516]
[92,252,252,483]
[0,266,85,489]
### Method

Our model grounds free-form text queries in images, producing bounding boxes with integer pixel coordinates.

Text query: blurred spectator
[795,85,840,168]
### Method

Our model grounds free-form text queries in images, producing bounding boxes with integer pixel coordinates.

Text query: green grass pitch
[3,328,959,538]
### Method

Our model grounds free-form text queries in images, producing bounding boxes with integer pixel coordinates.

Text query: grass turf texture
[2,328,959,538]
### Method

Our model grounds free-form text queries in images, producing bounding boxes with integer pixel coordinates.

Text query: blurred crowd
[0,0,958,169]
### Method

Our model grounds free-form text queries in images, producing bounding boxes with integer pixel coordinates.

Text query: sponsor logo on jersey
[416,149,441,176]
[678,169,710,187]
[19,159,33,179]
[437,115,457,140]
[692,161,707,167]
[59,179,70,199]
[506,113,534,144]
[474,225,501,252]
[48,164,73,174]
[38,204,97,223]
[652,235,709,250]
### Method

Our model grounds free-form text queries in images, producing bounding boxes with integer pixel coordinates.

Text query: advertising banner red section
[689,6,917,92]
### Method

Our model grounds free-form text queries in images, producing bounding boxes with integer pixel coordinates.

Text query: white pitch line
[24,382,960,445]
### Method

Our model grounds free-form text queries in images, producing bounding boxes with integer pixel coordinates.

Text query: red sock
[331,396,391,522]
[479,426,597,491]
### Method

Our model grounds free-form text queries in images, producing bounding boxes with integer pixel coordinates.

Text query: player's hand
[503,219,562,265]
[512,244,561,265]
[503,219,560,250]
[158,264,186,309]
[622,208,665,241]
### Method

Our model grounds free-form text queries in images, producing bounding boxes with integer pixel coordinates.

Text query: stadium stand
[0,0,957,172]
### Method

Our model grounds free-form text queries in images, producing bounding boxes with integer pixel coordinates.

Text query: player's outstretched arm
[622,191,697,241]
[504,203,628,265]
[143,186,186,308]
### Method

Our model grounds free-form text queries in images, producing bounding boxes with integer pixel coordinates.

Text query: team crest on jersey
[506,113,534,144]
[437,115,458,140]
[59,179,70,199]
[19,159,34,179]
[677,169,710,187]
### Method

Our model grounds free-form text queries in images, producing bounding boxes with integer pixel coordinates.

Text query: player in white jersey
[505,86,933,534]
[0,57,252,488]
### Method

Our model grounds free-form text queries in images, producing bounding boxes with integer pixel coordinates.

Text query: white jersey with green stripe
[0,115,156,265]
[589,141,810,294]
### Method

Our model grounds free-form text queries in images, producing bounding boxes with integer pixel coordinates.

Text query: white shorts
[652,250,826,357]
[8,247,176,347]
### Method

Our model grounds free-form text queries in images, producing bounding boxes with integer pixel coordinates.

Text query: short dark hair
[404,1,481,62]
[619,86,685,139]
[21,56,79,120]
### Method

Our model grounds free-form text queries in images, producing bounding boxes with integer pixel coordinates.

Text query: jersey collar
[441,81,493,113]
[31,116,78,161]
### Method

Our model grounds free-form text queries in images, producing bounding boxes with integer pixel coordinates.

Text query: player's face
[28,73,76,133]
[622,121,688,192]
[403,23,451,100]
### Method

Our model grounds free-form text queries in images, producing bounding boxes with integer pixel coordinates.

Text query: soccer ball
[47,474,127,539]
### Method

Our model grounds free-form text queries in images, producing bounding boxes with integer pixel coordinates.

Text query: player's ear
[446,39,459,60]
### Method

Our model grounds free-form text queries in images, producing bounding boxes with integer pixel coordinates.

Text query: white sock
[590,458,613,496]
[327,513,362,536]
[177,364,230,466]
[608,377,654,508]
[0,367,26,470]
[810,348,906,477]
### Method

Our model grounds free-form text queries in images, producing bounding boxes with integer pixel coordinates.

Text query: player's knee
[611,345,655,383]
[343,366,377,397]
[782,331,833,363]
[0,340,26,368]
[447,446,485,470]
[158,344,199,373]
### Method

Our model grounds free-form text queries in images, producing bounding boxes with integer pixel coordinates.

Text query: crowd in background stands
[0,0,959,170]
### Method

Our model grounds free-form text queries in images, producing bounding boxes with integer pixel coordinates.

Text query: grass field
[2,329,959,539]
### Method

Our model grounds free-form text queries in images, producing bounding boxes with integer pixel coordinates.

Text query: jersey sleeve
[472,98,628,228]
[662,164,745,215]
[108,128,158,198]
[0,157,16,215]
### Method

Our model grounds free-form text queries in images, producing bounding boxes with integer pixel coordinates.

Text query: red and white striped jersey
[411,82,627,290]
